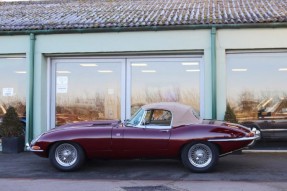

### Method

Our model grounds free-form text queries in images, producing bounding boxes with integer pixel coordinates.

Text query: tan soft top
[142,102,202,127]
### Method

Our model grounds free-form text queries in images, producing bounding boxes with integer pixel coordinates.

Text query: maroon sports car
[27,102,260,172]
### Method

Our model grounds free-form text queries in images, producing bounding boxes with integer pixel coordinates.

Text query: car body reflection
[241,98,287,140]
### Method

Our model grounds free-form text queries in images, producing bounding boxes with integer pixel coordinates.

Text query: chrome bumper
[25,143,44,152]
[246,128,261,147]
[252,128,261,140]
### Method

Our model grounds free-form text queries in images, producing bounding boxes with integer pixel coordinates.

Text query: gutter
[28,33,35,142]
[0,23,287,35]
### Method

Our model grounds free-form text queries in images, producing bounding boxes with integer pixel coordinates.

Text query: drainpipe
[28,33,35,142]
[211,27,217,119]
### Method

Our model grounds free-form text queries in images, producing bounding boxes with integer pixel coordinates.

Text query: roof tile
[1,0,287,32]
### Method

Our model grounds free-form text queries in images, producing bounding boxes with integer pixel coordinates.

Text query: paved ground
[1,152,287,181]
[250,140,287,150]
[1,179,287,191]
[0,152,287,190]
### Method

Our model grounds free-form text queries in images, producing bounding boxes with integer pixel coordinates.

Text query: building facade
[0,0,287,143]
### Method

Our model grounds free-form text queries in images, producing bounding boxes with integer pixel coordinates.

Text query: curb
[243,149,287,153]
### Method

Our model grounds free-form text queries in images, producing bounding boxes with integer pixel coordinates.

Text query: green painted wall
[2,28,287,138]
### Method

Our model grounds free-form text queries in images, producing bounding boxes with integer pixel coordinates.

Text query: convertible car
[27,102,260,172]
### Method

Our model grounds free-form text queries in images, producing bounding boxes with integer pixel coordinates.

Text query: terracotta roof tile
[1,0,287,31]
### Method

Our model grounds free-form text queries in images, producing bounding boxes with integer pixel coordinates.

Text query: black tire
[181,142,219,173]
[49,142,85,172]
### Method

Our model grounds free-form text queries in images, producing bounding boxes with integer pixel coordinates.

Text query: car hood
[49,120,121,132]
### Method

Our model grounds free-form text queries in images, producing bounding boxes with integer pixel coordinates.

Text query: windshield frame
[125,108,145,127]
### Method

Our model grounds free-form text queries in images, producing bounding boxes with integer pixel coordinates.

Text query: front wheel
[181,142,219,173]
[49,142,85,171]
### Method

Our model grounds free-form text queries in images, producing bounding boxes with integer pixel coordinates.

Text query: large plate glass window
[52,59,124,127]
[227,52,287,140]
[0,57,26,119]
[128,58,202,117]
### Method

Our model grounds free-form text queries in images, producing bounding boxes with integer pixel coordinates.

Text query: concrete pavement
[0,179,287,191]
[0,152,287,190]
[0,152,287,181]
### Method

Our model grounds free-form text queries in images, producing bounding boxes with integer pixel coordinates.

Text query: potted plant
[0,106,25,153]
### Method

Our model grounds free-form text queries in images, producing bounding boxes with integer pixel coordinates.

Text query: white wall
[36,30,210,53]
[0,36,28,54]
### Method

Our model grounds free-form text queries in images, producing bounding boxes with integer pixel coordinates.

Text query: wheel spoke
[188,143,212,168]
[55,143,78,167]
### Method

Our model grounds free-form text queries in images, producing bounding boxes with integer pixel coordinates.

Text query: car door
[269,104,287,140]
[122,109,172,157]
[269,119,287,140]
[260,101,287,140]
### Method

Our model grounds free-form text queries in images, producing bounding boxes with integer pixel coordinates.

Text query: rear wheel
[181,142,219,172]
[49,142,85,171]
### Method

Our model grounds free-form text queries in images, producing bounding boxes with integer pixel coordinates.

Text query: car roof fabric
[142,102,201,127]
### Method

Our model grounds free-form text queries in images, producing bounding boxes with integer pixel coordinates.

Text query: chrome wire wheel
[188,143,212,168]
[55,143,78,167]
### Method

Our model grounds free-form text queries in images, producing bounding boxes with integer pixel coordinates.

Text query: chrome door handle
[160,130,170,132]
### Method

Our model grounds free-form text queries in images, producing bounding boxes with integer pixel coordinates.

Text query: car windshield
[126,108,144,126]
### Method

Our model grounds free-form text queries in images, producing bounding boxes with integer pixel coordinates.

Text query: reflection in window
[0,58,26,118]
[55,61,121,126]
[131,59,201,116]
[227,53,287,121]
